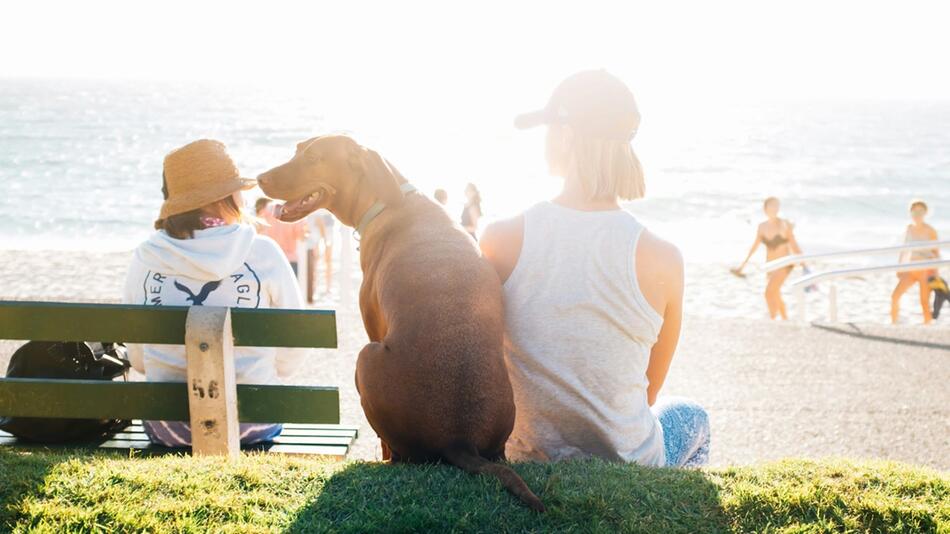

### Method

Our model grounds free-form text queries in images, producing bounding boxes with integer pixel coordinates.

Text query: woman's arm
[479,215,524,284]
[929,225,940,259]
[899,225,912,263]
[265,241,309,378]
[121,262,147,374]
[644,238,684,406]
[786,221,803,256]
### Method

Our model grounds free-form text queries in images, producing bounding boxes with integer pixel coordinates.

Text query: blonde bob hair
[558,133,645,201]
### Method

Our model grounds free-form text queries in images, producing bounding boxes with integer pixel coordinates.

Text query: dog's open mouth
[274,190,324,222]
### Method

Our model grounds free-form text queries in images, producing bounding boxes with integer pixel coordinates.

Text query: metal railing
[770,240,949,322]
[793,258,949,322]
[764,240,950,273]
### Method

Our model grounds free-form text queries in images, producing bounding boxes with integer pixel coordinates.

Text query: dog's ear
[296,136,322,155]
[359,148,404,206]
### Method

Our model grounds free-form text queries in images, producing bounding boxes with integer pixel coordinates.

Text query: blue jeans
[652,396,710,467]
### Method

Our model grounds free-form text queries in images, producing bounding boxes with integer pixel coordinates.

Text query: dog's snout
[256,171,276,196]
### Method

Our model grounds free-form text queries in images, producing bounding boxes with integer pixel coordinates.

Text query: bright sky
[3,0,950,104]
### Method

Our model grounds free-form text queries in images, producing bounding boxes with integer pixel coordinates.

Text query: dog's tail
[442,444,546,512]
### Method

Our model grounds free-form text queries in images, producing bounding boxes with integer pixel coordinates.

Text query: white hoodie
[123,224,306,384]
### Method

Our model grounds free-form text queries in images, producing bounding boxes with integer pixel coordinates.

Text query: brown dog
[257,135,544,512]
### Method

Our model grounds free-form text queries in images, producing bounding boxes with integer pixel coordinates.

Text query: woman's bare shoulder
[481,215,524,252]
[637,230,683,271]
[636,230,683,314]
[479,215,525,283]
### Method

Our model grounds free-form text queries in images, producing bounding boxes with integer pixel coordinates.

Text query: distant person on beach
[306,209,336,302]
[891,200,940,324]
[260,200,308,275]
[254,197,272,233]
[732,197,802,320]
[481,70,709,468]
[123,139,305,447]
[461,183,482,238]
[434,188,449,206]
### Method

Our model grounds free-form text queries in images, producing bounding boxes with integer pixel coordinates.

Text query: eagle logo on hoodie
[173,280,222,305]
[141,263,262,308]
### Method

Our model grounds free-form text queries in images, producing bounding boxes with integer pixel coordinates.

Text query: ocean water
[1,79,947,322]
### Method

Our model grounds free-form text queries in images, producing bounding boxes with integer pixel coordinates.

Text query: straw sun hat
[157,139,257,223]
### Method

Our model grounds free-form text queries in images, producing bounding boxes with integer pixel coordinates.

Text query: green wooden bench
[0,301,357,457]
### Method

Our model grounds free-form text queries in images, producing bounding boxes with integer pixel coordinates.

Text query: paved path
[665,317,949,470]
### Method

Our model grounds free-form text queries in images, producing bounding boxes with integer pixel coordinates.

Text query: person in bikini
[891,199,940,324]
[732,197,802,320]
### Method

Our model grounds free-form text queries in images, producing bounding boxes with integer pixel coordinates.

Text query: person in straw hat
[480,70,709,467]
[122,139,306,447]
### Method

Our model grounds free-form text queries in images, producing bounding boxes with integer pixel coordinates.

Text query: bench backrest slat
[0,301,336,348]
[0,378,340,424]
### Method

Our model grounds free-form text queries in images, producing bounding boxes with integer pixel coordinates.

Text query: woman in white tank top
[481,70,709,467]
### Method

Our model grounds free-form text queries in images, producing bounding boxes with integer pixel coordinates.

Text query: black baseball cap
[514,69,640,141]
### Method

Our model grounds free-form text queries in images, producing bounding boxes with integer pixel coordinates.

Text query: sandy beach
[1,248,948,470]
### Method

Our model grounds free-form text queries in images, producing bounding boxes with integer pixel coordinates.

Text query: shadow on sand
[812,322,950,351]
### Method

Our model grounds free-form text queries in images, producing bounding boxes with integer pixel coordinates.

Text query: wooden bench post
[185,306,239,457]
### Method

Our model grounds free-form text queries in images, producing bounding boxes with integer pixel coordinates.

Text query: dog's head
[257,135,405,225]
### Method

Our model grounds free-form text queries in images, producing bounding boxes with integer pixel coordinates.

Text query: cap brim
[514,109,550,130]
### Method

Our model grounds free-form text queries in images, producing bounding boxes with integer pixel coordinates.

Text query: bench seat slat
[257,444,349,456]
[281,423,360,430]
[105,432,354,446]
[122,424,359,438]
[0,423,354,457]
[0,379,340,424]
[1,422,357,442]
[0,301,337,348]
[97,441,351,457]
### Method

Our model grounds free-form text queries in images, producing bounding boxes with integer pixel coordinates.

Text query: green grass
[0,450,946,533]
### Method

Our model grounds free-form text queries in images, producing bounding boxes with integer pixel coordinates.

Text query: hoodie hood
[135,224,258,281]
